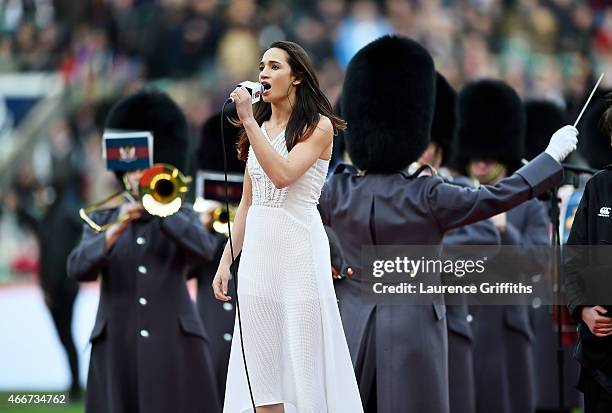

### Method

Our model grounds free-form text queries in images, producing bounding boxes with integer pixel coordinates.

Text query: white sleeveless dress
[223,123,363,413]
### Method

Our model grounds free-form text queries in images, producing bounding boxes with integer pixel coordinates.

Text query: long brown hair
[235,41,346,161]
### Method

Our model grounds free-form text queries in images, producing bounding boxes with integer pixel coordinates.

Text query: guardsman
[67,90,222,413]
[319,35,577,413]
[455,80,551,413]
[426,73,499,413]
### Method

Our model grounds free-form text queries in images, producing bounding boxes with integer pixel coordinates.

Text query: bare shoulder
[311,115,333,145]
[299,115,333,148]
[316,115,333,134]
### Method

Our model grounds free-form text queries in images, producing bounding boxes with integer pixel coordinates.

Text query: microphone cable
[220,99,257,411]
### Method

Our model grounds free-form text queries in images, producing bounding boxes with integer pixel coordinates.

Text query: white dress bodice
[247,123,329,211]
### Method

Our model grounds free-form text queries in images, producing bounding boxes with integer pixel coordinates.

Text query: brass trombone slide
[79,163,191,233]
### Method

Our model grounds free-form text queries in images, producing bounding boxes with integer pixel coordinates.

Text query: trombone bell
[139,164,190,217]
[211,206,235,236]
[79,163,191,232]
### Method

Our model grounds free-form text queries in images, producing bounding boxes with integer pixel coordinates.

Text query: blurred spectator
[0,0,611,291]
[292,15,334,67]
[334,0,392,68]
[0,0,606,114]
[12,118,83,400]
[216,0,259,83]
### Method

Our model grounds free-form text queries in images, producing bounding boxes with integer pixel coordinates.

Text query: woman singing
[212,41,363,413]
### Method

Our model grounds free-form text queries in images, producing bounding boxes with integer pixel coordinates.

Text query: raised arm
[429,153,564,232]
[432,124,577,231]
[244,115,333,188]
[67,202,146,281]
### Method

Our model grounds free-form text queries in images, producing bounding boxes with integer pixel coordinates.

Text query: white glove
[544,125,578,163]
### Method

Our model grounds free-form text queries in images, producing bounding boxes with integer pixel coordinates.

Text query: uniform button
[223,333,232,342]
[138,297,148,306]
[346,267,354,277]
[466,314,473,323]
[140,329,149,338]
[223,303,233,311]
[138,265,147,274]
[136,237,146,245]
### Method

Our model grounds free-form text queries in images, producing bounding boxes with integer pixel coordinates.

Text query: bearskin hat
[341,35,435,172]
[524,100,566,161]
[105,89,189,182]
[455,79,525,173]
[578,89,612,170]
[431,73,457,166]
[198,110,244,173]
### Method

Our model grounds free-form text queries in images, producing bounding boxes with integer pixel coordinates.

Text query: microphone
[226,81,266,104]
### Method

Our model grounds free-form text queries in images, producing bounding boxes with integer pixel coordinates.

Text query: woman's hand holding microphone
[229,86,256,125]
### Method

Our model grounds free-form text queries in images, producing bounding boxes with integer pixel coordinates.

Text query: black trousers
[47,289,80,391]
[578,368,612,413]
[355,309,377,413]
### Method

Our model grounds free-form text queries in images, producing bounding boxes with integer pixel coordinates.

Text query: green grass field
[0,393,82,413]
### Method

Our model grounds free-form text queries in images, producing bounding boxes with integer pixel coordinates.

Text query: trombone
[79,163,191,233]
[193,170,242,237]
[211,205,236,236]
[192,198,237,237]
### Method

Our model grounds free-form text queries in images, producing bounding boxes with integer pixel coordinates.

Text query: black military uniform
[193,110,243,402]
[67,91,222,413]
[320,35,565,413]
[565,166,612,412]
[454,79,545,413]
[565,91,612,413]
[435,73,495,413]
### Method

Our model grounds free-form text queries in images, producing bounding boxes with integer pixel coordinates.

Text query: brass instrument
[211,206,236,236]
[193,170,243,237]
[79,163,191,233]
